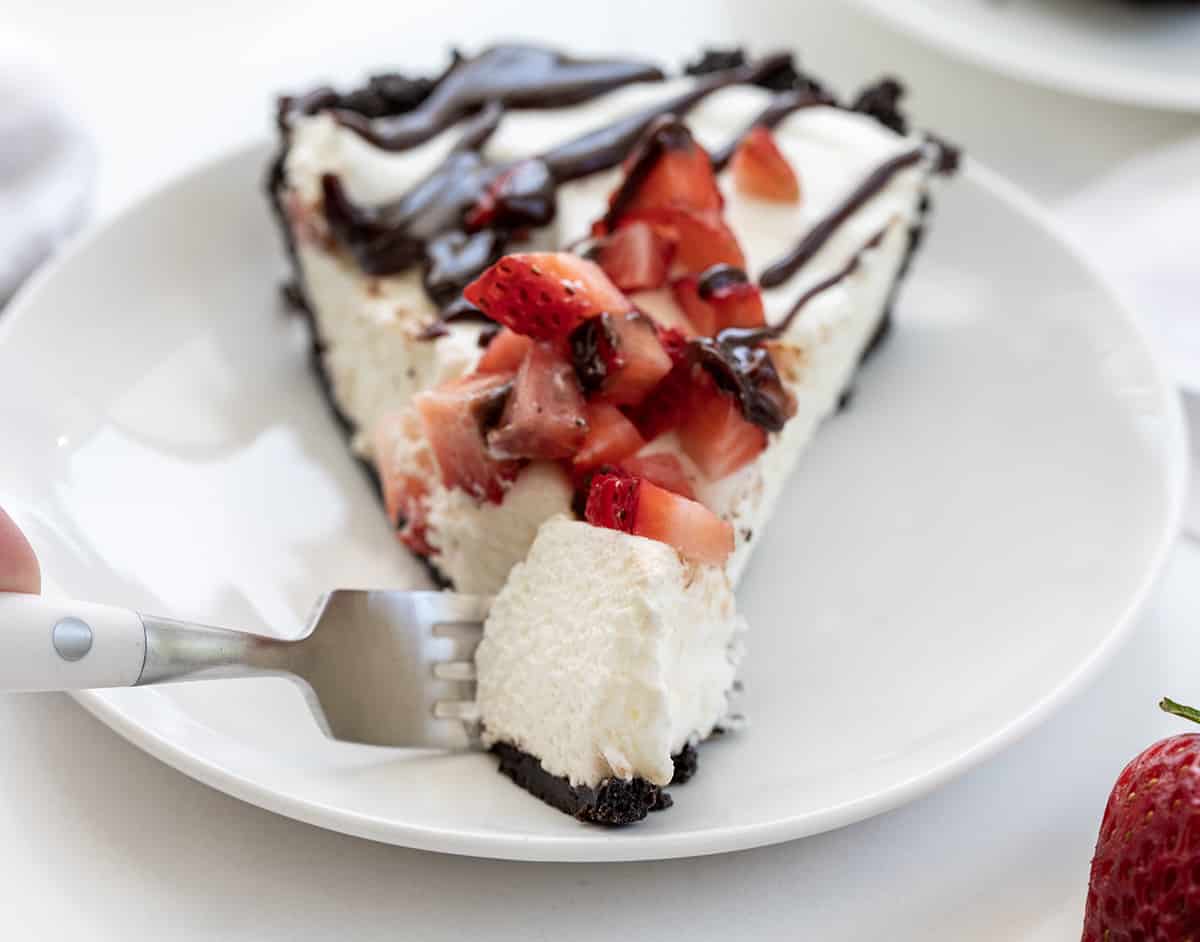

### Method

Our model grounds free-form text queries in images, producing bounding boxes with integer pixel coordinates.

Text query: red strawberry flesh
[676,377,767,480]
[573,402,646,471]
[476,327,533,374]
[732,125,802,204]
[487,343,588,461]
[415,372,520,502]
[463,252,632,349]
[596,221,675,293]
[1083,697,1200,941]
[620,452,696,500]
[632,479,734,566]
[585,470,733,566]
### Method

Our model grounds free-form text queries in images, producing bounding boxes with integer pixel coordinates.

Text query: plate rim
[3,140,1188,862]
[844,0,1200,112]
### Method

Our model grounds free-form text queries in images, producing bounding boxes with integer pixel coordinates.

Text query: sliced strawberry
[373,412,434,555]
[732,125,802,204]
[676,377,768,480]
[487,343,588,461]
[415,373,520,502]
[585,471,733,566]
[476,328,533,375]
[573,402,646,471]
[595,222,675,293]
[463,253,633,349]
[604,118,723,230]
[620,452,696,500]
[672,266,765,334]
[671,276,717,336]
[655,324,692,366]
[633,479,734,566]
[569,310,673,407]
[584,469,640,533]
[629,360,696,442]
[627,208,746,275]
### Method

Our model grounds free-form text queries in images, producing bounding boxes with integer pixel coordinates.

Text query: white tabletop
[3,1,1199,937]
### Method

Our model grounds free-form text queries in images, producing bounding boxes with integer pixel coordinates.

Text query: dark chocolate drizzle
[735,226,888,347]
[759,147,924,289]
[332,45,665,152]
[691,227,889,430]
[542,52,791,184]
[691,333,793,433]
[314,48,794,319]
[696,263,749,299]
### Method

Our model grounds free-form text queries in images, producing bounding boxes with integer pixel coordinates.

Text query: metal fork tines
[137,590,490,750]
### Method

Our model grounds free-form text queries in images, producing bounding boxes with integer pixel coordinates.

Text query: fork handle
[0,593,147,691]
[0,593,297,692]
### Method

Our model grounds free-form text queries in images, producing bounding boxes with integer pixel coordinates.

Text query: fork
[0,590,489,749]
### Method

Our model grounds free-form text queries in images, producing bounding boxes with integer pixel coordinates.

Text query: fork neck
[136,615,298,685]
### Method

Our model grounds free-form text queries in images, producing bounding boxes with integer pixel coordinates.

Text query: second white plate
[0,141,1185,861]
[846,0,1200,111]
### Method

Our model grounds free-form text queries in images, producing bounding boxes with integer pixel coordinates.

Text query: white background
[3,0,1200,937]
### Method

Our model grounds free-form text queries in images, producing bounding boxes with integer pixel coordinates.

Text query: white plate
[0,143,1185,862]
[845,0,1200,111]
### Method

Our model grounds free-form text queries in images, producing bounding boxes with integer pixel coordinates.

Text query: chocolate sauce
[736,227,888,346]
[317,48,792,313]
[333,45,665,152]
[759,147,924,288]
[696,263,749,299]
[542,52,791,184]
[691,333,794,432]
[709,89,832,171]
[691,227,888,429]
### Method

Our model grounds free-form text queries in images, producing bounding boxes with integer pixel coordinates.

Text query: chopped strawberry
[584,468,641,533]
[629,359,697,442]
[569,310,673,407]
[585,470,733,566]
[595,222,675,293]
[476,328,533,374]
[676,378,768,480]
[487,343,588,461]
[731,125,802,204]
[655,324,692,366]
[627,208,746,275]
[415,373,520,502]
[620,452,696,500]
[573,402,646,471]
[605,118,723,230]
[672,266,765,334]
[671,276,717,336]
[633,479,734,566]
[373,412,434,555]
[463,253,633,349]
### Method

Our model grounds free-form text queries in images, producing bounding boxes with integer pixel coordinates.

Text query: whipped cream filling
[475,517,744,787]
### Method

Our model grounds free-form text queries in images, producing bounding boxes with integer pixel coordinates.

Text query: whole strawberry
[1083,698,1200,941]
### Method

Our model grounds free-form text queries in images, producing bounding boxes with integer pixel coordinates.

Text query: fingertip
[0,507,41,595]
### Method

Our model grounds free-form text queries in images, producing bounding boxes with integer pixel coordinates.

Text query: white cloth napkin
[0,45,94,305]
[1058,138,1200,539]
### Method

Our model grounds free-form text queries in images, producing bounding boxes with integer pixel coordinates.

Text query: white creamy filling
[475,517,744,787]
[284,77,935,784]
[425,463,573,596]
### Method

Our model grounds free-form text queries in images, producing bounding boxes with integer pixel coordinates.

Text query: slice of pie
[268,44,956,824]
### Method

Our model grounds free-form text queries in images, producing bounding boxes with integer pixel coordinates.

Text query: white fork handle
[0,593,146,691]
